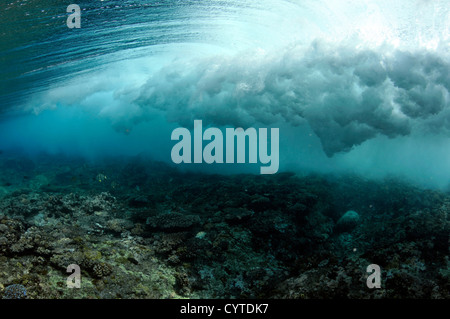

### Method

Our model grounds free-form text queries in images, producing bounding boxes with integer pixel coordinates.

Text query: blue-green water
[1,0,450,187]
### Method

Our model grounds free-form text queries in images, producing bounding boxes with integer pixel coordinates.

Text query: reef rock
[335,210,360,233]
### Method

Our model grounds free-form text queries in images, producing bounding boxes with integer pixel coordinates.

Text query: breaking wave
[1,0,450,187]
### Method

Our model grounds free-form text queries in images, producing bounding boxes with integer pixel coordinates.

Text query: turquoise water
[1,0,450,187]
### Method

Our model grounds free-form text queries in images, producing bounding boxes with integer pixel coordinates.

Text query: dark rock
[146,212,201,231]
[335,210,360,233]
[223,208,254,225]
[128,195,150,208]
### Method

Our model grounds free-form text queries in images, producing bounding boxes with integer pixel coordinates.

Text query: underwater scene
[0,0,449,300]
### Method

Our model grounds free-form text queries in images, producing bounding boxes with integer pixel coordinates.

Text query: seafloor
[0,151,448,299]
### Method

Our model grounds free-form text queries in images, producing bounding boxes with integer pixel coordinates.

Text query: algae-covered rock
[336,210,360,233]
[2,284,27,299]
[146,212,201,232]
[93,262,113,278]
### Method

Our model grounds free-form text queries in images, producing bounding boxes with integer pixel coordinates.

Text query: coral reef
[0,153,448,299]
[3,284,27,299]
